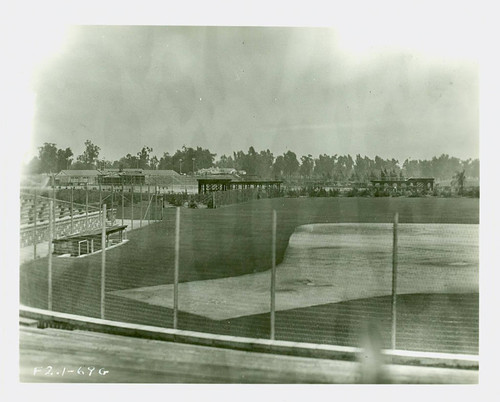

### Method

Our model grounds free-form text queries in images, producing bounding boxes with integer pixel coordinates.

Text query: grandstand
[51,169,198,193]
[20,192,102,249]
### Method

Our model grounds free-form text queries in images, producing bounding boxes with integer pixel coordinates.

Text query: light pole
[192,158,195,175]
[179,158,183,175]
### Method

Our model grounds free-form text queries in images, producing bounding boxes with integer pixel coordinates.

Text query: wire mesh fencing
[19,195,479,355]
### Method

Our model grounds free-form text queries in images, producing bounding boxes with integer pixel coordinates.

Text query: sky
[25,11,479,164]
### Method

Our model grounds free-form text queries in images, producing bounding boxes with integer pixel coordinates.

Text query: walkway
[19,326,477,383]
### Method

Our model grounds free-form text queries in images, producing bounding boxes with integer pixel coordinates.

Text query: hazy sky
[29,25,479,163]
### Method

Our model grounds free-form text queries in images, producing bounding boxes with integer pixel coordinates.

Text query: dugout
[52,225,128,257]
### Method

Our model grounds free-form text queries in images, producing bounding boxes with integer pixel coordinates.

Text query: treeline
[25,141,479,182]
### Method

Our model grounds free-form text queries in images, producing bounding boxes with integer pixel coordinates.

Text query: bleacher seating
[20,193,99,227]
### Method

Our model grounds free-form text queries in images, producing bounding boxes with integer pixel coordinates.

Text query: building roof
[101,170,144,177]
[57,170,101,177]
[106,169,143,173]
[142,170,180,176]
[407,177,435,181]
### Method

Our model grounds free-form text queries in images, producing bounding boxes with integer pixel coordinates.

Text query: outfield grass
[19,197,479,353]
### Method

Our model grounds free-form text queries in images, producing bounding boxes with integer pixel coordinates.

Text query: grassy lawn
[20,197,479,353]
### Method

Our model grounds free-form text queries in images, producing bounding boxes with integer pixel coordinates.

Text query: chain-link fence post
[391,212,399,350]
[122,182,125,227]
[33,188,37,259]
[140,182,143,228]
[173,207,180,329]
[85,184,89,230]
[101,203,107,319]
[131,180,134,230]
[70,186,74,233]
[99,183,102,223]
[111,185,114,224]
[147,184,151,224]
[270,209,277,340]
[48,200,53,311]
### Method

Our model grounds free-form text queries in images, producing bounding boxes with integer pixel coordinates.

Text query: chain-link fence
[19,195,479,355]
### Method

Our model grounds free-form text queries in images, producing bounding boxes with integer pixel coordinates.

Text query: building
[98,169,145,185]
[55,170,101,186]
[143,170,182,187]
[197,167,246,176]
[52,169,199,193]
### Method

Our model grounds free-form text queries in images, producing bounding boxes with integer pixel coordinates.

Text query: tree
[137,146,153,169]
[77,140,100,168]
[335,155,354,181]
[121,153,140,169]
[314,154,336,181]
[242,146,258,175]
[282,151,299,178]
[256,149,275,178]
[149,155,159,170]
[170,146,216,174]
[216,154,235,168]
[354,154,375,182]
[37,143,58,173]
[452,170,466,195]
[403,159,421,178]
[56,148,73,171]
[299,155,314,178]
[462,158,479,179]
[272,155,285,178]
[31,143,74,173]
[24,157,41,174]
[158,152,173,170]
[228,147,274,177]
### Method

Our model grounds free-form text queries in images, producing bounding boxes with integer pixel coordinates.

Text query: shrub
[464,187,480,198]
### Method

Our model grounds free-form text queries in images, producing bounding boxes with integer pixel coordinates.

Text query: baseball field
[19,197,479,354]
